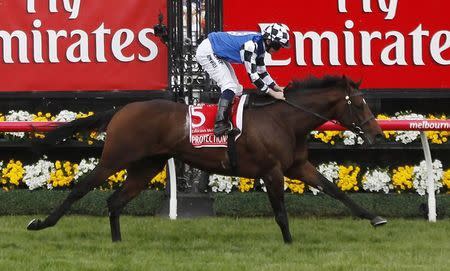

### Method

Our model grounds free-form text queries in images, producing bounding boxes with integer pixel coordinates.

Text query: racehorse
[27,75,387,243]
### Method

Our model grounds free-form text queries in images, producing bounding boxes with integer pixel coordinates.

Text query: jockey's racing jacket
[208,31,276,93]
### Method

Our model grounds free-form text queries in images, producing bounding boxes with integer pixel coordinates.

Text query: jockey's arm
[241,41,285,100]
[241,41,270,93]
[255,56,278,89]
[256,57,285,97]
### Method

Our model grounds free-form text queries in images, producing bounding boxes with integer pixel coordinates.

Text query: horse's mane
[286,75,360,91]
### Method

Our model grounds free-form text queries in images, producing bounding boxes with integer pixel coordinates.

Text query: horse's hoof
[371,216,387,227]
[27,219,45,231]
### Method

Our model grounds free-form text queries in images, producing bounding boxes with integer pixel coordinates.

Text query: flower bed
[209,160,449,196]
[1,157,166,191]
[2,156,449,196]
[311,112,448,145]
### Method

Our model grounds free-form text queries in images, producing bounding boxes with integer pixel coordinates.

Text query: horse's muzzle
[363,132,383,145]
[374,133,384,144]
[366,133,384,145]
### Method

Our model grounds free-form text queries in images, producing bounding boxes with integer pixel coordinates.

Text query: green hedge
[213,193,450,219]
[1,190,449,218]
[0,190,165,216]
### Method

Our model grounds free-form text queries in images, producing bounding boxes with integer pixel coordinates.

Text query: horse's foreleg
[27,164,114,231]
[286,161,387,227]
[263,169,293,244]
[107,158,166,242]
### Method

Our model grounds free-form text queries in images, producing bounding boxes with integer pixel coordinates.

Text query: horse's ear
[285,81,292,90]
[342,74,350,88]
[356,79,362,89]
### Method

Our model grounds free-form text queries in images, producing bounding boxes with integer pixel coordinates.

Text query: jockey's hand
[273,85,285,93]
[267,88,285,100]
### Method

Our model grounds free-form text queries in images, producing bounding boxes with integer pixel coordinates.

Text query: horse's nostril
[375,133,384,144]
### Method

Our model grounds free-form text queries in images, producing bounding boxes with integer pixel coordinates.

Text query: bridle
[344,90,375,135]
[283,88,375,136]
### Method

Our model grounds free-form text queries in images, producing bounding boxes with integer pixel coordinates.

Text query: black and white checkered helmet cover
[262,23,290,47]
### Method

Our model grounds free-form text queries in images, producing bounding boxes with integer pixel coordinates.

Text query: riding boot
[214,98,233,137]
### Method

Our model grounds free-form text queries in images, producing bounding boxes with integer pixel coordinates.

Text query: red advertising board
[223,0,450,89]
[0,0,168,91]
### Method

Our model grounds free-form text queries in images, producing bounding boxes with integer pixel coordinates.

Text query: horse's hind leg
[27,163,116,231]
[107,157,166,242]
[286,161,387,226]
[263,168,293,244]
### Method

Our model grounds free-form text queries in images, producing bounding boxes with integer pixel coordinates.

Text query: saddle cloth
[188,95,247,148]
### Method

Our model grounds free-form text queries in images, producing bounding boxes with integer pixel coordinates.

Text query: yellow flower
[337,165,360,191]
[149,167,167,190]
[425,115,449,144]
[32,112,54,139]
[284,177,305,194]
[1,160,24,190]
[313,131,341,144]
[238,177,255,192]
[48,161,78,188]
[391,166,414,192]
[442,169,450,192]
[376,114,396,139]
[108,170,127,186]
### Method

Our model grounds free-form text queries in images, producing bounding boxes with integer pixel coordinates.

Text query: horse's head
[334,76,383,144]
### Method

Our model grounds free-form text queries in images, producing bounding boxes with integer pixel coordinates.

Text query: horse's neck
[284,88,340,136]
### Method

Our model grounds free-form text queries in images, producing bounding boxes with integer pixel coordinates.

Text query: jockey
[196,23,289,137]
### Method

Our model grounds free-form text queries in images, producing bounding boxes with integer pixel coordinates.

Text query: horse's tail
[32,109,118,155]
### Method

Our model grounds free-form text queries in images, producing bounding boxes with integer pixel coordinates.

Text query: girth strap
[226,128,240,176]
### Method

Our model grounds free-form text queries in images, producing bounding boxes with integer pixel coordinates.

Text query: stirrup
[227,127,241,137]
[214,122,231,137]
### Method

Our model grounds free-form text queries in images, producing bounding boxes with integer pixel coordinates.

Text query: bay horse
[27,75,387,243]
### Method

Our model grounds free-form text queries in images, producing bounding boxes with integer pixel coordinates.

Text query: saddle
[188,95,247,148]
[188,93,278,175]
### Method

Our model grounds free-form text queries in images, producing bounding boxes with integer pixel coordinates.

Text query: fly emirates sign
[224,0,450,89]
[0,0,168,91]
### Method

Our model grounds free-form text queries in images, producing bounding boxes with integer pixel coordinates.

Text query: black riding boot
[214,98,233,137]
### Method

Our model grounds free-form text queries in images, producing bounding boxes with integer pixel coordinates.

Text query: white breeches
[195,39,243,96]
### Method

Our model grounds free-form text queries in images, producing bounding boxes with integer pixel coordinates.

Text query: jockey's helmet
[262,23,290,49]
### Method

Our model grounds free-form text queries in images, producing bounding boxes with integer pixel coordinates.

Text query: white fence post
[167,158,177,220]
[419,132,437,222]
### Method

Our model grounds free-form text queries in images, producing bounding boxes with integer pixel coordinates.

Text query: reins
[282,90,374,136]
[283,99,340,125]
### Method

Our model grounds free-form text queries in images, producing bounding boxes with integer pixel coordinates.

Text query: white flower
[5,110,33,138]
[74,158,99,183]
[313,162,339,194]
[342,131,364,145]
[6,110,33,121]
[208,174,237,193]
[317,162,339,183]
[362,168,392,193]
[23,159,55,190]
[394,112,425,144]
[259,179,267,192]
[95,132,107,141]
[54,110,77,122]
[413,159,443,196]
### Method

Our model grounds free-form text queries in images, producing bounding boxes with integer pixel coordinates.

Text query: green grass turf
[0,216,448,271]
